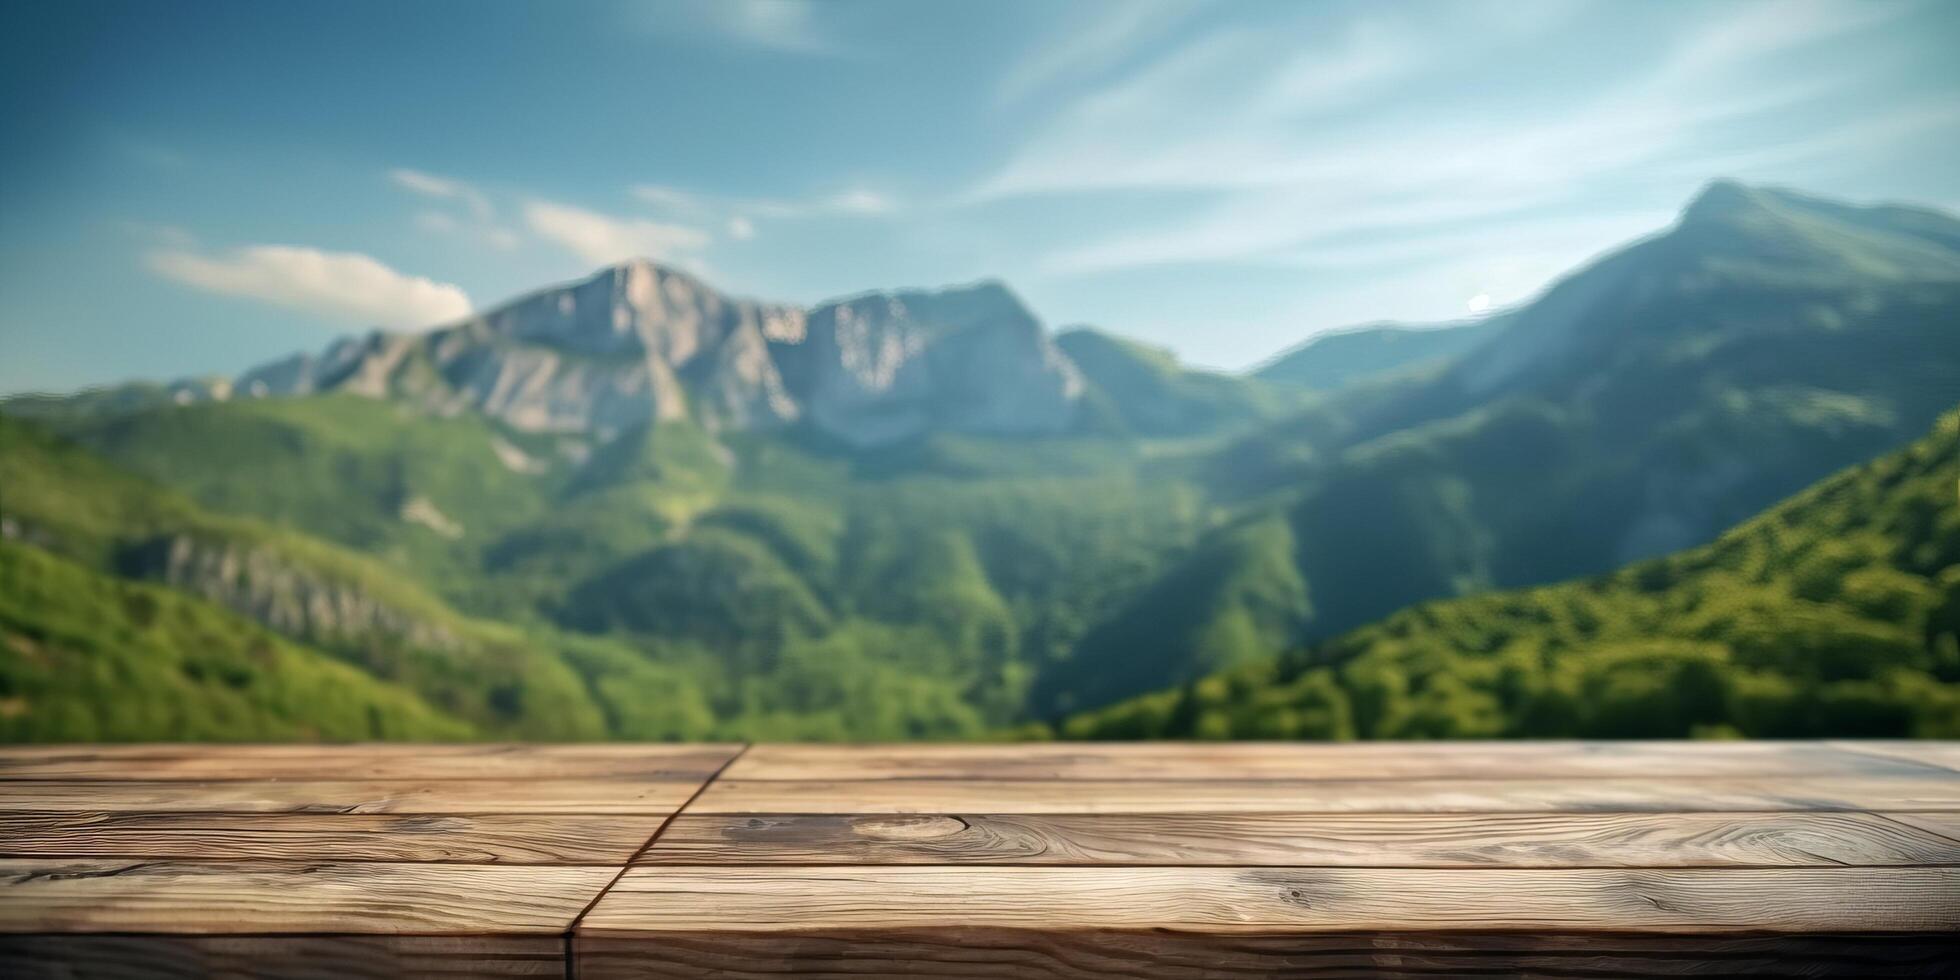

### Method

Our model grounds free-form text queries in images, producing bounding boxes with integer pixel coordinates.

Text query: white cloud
[147,244,472,329]
[393,168,524,249]
[412,207,523,251]
[822,188,893,215]
[636,182,895,218]
[995,2,1196,104]
[630,183,715,217]
[985,0,1914,279]
[973,19,1424,199]
[627,182,896,244]
[738,187,896,219]
[1647,0,1909,90]
[686,0,837,55]
[390,168,493,220]
[524,200,709,266]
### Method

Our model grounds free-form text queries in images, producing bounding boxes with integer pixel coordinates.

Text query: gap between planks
[563,743,753,955]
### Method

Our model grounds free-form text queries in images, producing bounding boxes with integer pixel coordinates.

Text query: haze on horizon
[2,0,1957,395]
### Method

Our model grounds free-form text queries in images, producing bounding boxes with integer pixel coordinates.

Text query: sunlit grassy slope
[1061,408,1960,739]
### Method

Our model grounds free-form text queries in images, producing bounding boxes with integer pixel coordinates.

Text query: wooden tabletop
[1,742,1956,978]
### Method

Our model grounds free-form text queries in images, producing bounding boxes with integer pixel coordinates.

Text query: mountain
[0,413,620,740]
[1255,317,1506,391]
[1034,180,1960,714]
[231,263,1089,447]
[1058,327,1305,437]
[4,180,1958,741]
[1061,405,1960,739]
[0,538,473,741]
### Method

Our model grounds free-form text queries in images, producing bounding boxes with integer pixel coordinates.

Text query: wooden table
[2,742,1956,977]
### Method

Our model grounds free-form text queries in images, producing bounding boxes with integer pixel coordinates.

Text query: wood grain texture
[639,811,1960,867]
[583,865,1960,934]
[5,742,1957,978]
[0,859,619,933]
[0,744,741,781]
[726,741,1951,781]
[574,929,1960,979]
[0,935,565,978]
[1879,811,1960,844]
[0,779,699,814]
[691,775,1960,814]
[1832,742,1960,775]
[0,812,653,864]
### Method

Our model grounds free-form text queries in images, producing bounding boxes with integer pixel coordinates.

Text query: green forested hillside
[1254,318,1504,391]
[0,403,1211,740]
[1058,327,1303,436]
[4,182,1958,742]
[1062,408,1960,739]
[1042,182,1960,712]
[0,542,470,741]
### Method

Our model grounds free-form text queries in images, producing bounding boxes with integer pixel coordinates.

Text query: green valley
[4,181,1958,741]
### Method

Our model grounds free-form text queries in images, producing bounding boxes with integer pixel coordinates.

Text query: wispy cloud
[391,168,523,249]
[994,2,1196,105]
[390,168,493,220]
[973,14,1426,199]
[1646,0,1911,90]
[661,0,840,55]
[987,0,1914,278]
[147,244,472,328]
[627,182,895,242]
[410,209,521,250]
[524,200,709,266]
[747,187,895,218]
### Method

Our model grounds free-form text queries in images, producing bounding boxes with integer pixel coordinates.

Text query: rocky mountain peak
[779,279,1082,446]
[229,267,1082,447]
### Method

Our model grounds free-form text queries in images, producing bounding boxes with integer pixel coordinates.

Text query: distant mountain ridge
[1254,317,1507,390]
[229,264,1096,447]
[1034,179,1960,714]
[12,262,1328,447]
[5,179,1959,742]
[1062,404,1960,740]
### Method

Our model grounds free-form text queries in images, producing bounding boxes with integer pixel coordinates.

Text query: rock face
[119,534,461,652]
[236,262,1084,447]
[781,282,1083,445]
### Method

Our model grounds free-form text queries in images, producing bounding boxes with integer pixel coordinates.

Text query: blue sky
[3,0,1957,394]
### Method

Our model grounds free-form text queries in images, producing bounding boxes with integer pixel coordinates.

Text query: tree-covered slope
[1057,327,1303,436]
[0,541,472,741]
[1062,407,1960,739]
[1043,182,1960,713]
[0,414,626,740]
[5,181,1956,742]
[1254,317,1505,391]
[0,404,1212,740]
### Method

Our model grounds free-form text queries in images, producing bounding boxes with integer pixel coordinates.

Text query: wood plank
[0,935,564,978]
[0,744,741,781]
[0,812,653,864]
[725,741,1956,781]
[639,811,1960,867]
[1833,742,1960,775]
[1879,811,1960,845]
[582,865,1960,935]
[575,929,1960,979]
[691,775,1960,814]
[0,779,700,815]
[0,859,618,934]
